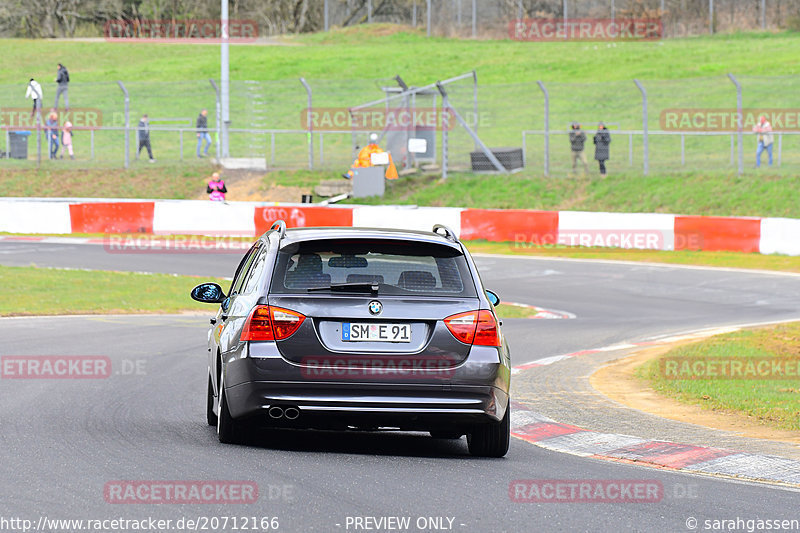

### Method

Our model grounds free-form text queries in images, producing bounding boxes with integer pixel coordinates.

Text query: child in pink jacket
[61,121,74,159]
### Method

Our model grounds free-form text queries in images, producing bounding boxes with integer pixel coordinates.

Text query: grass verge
[636,323,800,431]
[0,265,229,316]
[350,171,800,218]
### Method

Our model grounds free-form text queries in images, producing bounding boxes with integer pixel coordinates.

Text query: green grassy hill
[2,26,800,217]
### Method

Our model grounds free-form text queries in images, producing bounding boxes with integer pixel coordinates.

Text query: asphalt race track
[1,240,799,532]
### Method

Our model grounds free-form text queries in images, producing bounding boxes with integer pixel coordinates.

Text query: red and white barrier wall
[0,198,797,256]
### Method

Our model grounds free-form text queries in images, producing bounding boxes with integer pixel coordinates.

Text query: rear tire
[467,404,510,457]
[217,378,242,444]
[206,375,218,426]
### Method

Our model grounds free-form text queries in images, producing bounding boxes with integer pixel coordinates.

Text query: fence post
[629,132,633,166]
[300,77,313,170]
[427,0,431,37]
[472,0,476,38]
[35,111,41,168]
[522,132,527,168]
[680,134,685,166]
[319,133,324,165]
[730,134,734,166]
[563,0,568,39]
[611,0,615,20]
[633,79,649,175]
[209,79,221,160]
[117,80,129,169]
[221,0,230,158]
[91,130,95,160]
[537,80,549,177]
[270,132,275,167]
[413,0,417,27]
[778,133,782,167]
[441,89,449,181]
[472,70,478,147]
[180,130,184,160]
[727,73,743,175]
[324,0,329,31]
[761,0,766,29]
[709,0,714,34]
[368,0,372,23]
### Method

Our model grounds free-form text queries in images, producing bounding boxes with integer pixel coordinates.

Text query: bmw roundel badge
[368,300,383,315]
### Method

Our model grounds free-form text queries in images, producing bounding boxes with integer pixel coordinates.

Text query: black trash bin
[9,131,32,159]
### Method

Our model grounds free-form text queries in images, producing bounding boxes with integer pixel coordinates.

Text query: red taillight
[270,307,305,339]
[444,310,501,347]
[241,305,305,341]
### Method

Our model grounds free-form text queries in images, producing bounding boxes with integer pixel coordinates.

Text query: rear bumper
[222,342,510,430]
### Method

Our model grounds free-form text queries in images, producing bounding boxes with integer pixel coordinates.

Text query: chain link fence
[3,73,800,175]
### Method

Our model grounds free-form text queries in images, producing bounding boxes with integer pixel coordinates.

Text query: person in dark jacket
[196,109,212,158]
[137,114,155,162]
[54,63,69,111]
[569,122,588,174]
[593,122,611,176]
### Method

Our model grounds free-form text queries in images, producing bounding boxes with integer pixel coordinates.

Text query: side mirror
[485,290,500,306]
[191,283,226,304]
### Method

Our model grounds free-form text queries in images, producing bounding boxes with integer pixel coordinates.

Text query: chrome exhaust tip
[268,406,284,419]
[284,407,300,420]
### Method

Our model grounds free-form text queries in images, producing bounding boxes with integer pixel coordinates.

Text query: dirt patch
[590,343,800,445]
[194,170,308,202]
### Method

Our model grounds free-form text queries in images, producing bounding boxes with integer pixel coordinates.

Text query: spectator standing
[54,63,69,111]
[196,109,212,158]
[61,121,74,160]
[45,111,59,159]
[593,122,611,176]
[207,172,227,202]
[137,114,155,163]
[753,115,773,167]
[26,78,43,119]
[569,122,588,174]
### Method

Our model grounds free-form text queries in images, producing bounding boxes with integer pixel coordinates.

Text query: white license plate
[343,322,411,343]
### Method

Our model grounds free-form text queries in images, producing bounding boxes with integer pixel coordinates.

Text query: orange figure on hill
[344,132,398,180]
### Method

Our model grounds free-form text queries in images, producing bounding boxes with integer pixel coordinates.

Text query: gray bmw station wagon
[191,221,511,457]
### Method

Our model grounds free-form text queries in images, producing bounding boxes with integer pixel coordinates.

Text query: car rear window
[270,238,477,297]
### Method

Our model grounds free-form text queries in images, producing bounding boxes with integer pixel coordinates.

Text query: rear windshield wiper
[307,282,380,294]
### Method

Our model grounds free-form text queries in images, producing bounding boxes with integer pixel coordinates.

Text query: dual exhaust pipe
[268,405,300,420]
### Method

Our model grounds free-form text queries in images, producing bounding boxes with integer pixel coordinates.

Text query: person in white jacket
[26,78,43,119]
[752,115,773,167]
